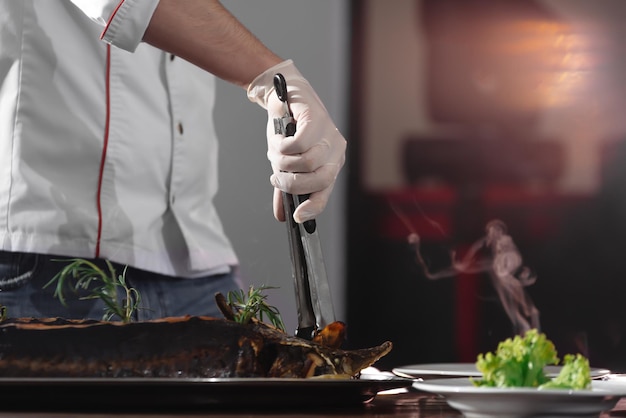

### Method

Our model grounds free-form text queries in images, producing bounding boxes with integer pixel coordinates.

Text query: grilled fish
[0,316,392,378]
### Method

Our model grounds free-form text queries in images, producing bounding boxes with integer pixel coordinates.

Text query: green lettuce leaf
[472,329,558,388]
[539,353,591,390]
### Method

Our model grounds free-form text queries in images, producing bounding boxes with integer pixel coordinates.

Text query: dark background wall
[346,0,626,372]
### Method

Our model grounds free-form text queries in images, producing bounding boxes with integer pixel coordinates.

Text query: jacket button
[177,122,184,135]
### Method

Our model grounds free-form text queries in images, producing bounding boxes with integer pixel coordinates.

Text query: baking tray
[0,376,412,411]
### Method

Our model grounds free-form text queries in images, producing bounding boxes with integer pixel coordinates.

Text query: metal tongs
[273,73,336,340]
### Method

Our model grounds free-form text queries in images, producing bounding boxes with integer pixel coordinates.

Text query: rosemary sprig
[44,259,140,323]
[226,285,285,331]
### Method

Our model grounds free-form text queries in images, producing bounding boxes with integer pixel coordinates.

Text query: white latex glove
[247,60,346,224]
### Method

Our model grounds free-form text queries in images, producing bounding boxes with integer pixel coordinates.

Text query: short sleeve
[69,0,160,52]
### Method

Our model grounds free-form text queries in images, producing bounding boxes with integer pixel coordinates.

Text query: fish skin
[0,316,392,378]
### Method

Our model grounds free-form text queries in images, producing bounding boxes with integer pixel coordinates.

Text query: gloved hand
[247,60,346,224]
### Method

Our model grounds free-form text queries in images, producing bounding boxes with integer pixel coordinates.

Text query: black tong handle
[273,73,296,136]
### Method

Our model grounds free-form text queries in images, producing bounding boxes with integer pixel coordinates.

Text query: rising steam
[391,202,540,335]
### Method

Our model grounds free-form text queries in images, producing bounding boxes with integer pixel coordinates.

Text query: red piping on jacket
[95,44,112,258]
[100,1,126,40]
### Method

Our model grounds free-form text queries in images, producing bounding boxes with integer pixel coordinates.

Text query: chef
[0,0,346,319]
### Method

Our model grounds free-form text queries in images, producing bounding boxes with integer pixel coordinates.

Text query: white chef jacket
[0,0,239,277]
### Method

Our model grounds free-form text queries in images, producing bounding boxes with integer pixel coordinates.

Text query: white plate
[413,377,626,418]
[393,362,611,380]
[598,374,626,390]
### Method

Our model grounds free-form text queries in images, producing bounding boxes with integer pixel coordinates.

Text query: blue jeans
[0,251,240,321]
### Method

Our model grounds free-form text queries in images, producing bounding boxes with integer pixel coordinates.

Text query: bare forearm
[143,0,282,88]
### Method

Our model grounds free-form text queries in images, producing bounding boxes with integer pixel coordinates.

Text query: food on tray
[0,315,391,378]
[1,263,391,379]
[472,329,591,390]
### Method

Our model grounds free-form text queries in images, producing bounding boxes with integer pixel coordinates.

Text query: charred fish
[0,316,392,378]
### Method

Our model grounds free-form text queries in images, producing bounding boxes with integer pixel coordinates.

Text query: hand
[248,60,346,223]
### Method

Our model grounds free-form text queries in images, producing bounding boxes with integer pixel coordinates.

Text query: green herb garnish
[45,259,140,323]
[226,285,285,331]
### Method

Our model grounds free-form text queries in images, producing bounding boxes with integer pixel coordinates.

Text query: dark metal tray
[0,376,412,411]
